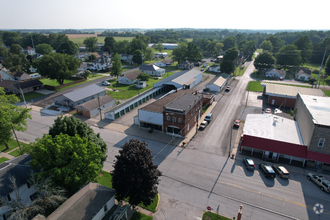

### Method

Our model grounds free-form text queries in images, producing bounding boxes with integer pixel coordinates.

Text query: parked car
[279,77,283,81]
[243,158,255,170]
[204,113,213,123]
[102,81,111,86]
[259,163,276,179]
[233,120,240,128]
[265,108,272,114]
[201,68,204,71]
[307,173,330,192]
[199,120,208,130]
[272,165,290,179]
[225,86,231,92]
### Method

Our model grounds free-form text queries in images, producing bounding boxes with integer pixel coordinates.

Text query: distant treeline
[98,31,138,37]
[58,29,95,34]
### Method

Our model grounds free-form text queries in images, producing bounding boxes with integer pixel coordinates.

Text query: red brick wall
[268,96,296,108]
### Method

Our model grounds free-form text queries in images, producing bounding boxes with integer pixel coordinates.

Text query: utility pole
[316,46,327,89]
[31,35,35,49]
[19,86,27,108]
[11,124,21,151]
[97,93,102,121]
[141,38,143,64]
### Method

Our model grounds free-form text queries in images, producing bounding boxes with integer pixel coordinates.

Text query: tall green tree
[0,88,31,151]
[172,43,188,63]
[112,139,161,206]
[222,36,237,51]
[35,43,53,55]
[36,53,80,85]
[2,53,30,73]
[114,40,130,54]
[293,35,312,64]
[30,133,104,194]
[311,37,330,64]
[144,48,153,61]
[260,40,273,51]
[241,40,257,60]
[154,42,164,52]
[56,40,79,55]
[276,44,302,69]
[265,35,284,53]
[110,53,122,78]
[0,46,9,57]
[220,60,235,74]
[104,36,116,51]
[254,51,275,70]
[132,49,143,64]
[223,47,239,62]
[186,42,202,62]
[10,44,23,54]
[83,37,98,52]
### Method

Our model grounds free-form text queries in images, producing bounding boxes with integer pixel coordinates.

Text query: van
[204,113,213,123]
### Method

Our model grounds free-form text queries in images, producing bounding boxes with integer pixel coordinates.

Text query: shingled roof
[75,96,115,111]
[13,79,43,89]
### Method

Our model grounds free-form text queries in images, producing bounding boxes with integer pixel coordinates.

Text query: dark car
[233,120,240,128]
[272,165,290,179]
[259,163,276,179]
[243,158,255,170]
[225,86,231,92]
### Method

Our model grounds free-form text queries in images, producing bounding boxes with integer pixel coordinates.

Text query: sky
[0,0,329,30]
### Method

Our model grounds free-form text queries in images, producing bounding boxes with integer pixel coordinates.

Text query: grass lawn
[251,71,276,80]
[144,59,162,65]
[130,212,153,220]
[163,61,178,71]
[323,90,330,97]
[98,171,158,213]
[19,92,45,102]
[247,81,264,92]
[107,72,175,100]
[185,38,193,42]
[270,82,311,88]
[0,157,9,163]
[202,211,232,220]
[303,63,323,70]
[235,66,246,76]
[9,148,21,157]
[0,139,24,152]
[40,78,75,87]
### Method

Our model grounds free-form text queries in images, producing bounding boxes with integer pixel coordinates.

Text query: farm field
[67,34,134,45]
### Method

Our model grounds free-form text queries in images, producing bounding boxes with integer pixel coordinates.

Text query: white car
[102,81,111,86]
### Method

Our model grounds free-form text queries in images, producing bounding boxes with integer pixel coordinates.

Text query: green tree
[254,51,275,70]
[130,37,147,54]
[57,40,79,55]
[186,42,202,62]
[0,46,9,57]
[112,139,161,206]
[30,134,104,194]
[241,40,257,60]
[36,53,80,85]
[3,53,30,73]
[276,44,302,69]
[0,88,31,151]
[223,47,239,62]
[114,40,130,54]
[104,36,116,51]
[172,43,188,63]
[325,55,330,76]
[10,44,23,54]
[260,40,273,51]
[133,49,143,64]
[83,37,98,52]
[144,48,153,61]
[220,60,235,74]
[222,36,237,51]
[137,72,151,81]
[83,70,91,79]
[214,42,223,56]
[48,116,107,165]
[110,53,122,78]
[154,42,164,52]
[35,43,53,55]
[88,54,97,61]
[293,35,313,64]
[311,37,330,64]
[265,35,284,53]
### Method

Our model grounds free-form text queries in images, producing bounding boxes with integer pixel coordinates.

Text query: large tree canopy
[172,42,202,63]
[132,49,143,64]
[30,133,104,194]
[48,115,107,165]
[293,35,312,64]
[104,36,116,52]
[254,51,275,70]
[10,44,23,54]
[260,40,273,51]
[241,40,257,60]
[36,53,80,85]
[222,36,237,51]
[276,44,302,69]
[2,52,30,73]
[112,139,161,206]
[83,37,98,52]
[56,40,78,55]
[265,35,284,53]
[35,43,53,55]
[110,53,122,78]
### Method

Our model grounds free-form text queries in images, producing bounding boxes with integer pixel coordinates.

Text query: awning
[307,151,330,164]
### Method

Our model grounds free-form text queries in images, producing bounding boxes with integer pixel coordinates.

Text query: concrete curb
[155,193,160,212]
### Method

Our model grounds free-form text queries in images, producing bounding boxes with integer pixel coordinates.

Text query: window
[167,116,170,121]
[104,204,108,212]
[178,118,182,123]
[173,117,176,123]
[7,194,11,202]
[27,182,31,188]
[318,138,325,148]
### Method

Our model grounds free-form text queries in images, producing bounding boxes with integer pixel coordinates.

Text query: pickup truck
[307,173,330,192]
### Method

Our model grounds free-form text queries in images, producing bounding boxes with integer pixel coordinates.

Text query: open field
[67,34,135,45]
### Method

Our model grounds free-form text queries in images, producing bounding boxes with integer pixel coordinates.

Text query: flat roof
[299,94,330,126]
[243,114,304,145]
[208,73,230,87]
[172,69,202,85]
[262,83,326,98]
[63,84,105,102]
[165,93,201,112]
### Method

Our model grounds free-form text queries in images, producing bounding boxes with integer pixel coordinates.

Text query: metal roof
[262,83,326,98]
[63,84,105,102]
[299,94,330,126]
[208,73,230,87]
[172,69,202,85]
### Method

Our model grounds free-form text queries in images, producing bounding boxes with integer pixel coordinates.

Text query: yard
[106,71,176,100]
[0,140,31,153]
[40,78,75,87]
[202,211,232,220]
[251,71,276,80]
[19,92,45,102]
[68,35,135,45]
[0,157,9,164]
[247,81,264,92]
[235,66,247,76]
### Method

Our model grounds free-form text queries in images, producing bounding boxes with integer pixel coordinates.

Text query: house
[178,60,194,70]
[194,62,202,67]
[29,66,37,73]
[0,80,18,93]
[118,71,140,85]
[76,52,87,60]
[296,68,313,81]
[153,52,168,59]
[7,79,43,94]
[120,54,134,64]
[135,81,147,89]
[206,73,230,92]
[23,46,36,55]
[240,114,307,166]
[0,155,38,220]
[155,59,173,67]
[294,94,330,170]
[89,52,100,59]
[53,84,106,107]
[161,43,178,50]
[75,95,115,118]
[208,65,221,73]
[44,182,116,220]
[261,83,326,108]
[138,89,202,136]
[10,72,31,81]
[0,69,15,81]
[91,56,111,71]
[139,64,165,77]
[217,55,223,63]
[263,68,286,79]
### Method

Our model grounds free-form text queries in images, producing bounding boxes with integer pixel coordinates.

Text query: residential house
[0,69,15,81]
[23,46,36,55]
[95,43,104,51]
[153,52,168,59]
[10,72,31,81]
[7,79,43,94]
[0,80,18,93]
[118,71,140,85]
[76,52,87,60]
[139,64,165,77]
[44,182,116,220]
[206,73,230,92]
[178,60,194,70]
[135,81,147,89]
[296,68,313,81]
[155,59,173,67]
[75,95,115,118]
[208,65,221,73]
[91,56,111,71]
[263,68,286,79]
[89,52,101,59]
[29,66,37,73]
[120,54,134,64]
[53,84,106,107]
[194,62,202,67]
[0,155,38,220]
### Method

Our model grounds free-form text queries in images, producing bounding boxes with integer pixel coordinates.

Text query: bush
[137,72,151,81]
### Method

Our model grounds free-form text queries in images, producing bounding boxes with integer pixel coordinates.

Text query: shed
[206,74,230,92]
[75,95,115,118]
